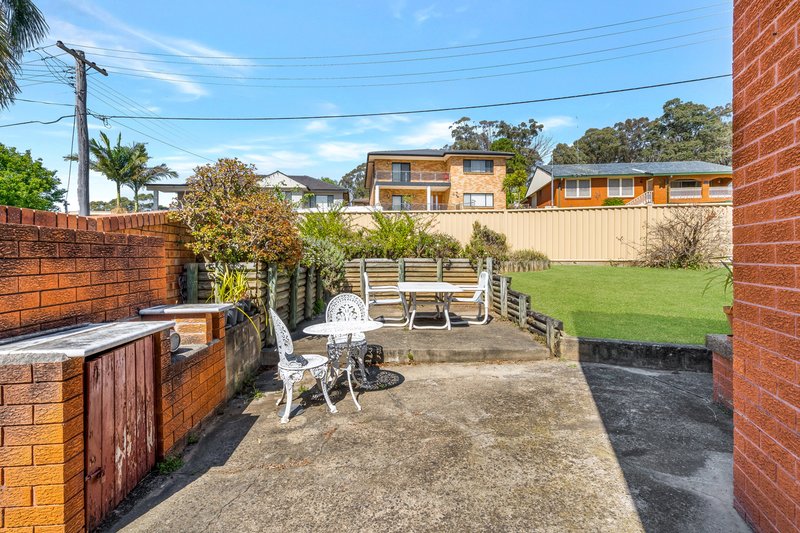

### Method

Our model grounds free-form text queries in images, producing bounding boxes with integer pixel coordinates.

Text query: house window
[315,194,335,207]
[564,179,591,199]
[607,178,634,197]
[463,193,494,208]
[463,159,494,173]
[391,195,409,210]
[392,162,411,182]
[672,180,701,188]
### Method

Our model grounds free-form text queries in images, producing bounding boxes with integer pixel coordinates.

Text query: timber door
[84,337,157,531]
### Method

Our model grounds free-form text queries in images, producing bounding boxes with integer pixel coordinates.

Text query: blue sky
[1,0,732,208]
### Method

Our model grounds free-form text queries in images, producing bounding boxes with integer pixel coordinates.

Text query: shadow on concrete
[579,363,748,533]
[99,371,279,532]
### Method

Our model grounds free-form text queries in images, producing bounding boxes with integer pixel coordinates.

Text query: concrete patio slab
[289,314,550,364]
[103,361,747,533]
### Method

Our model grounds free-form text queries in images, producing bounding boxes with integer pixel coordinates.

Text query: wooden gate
[84,337,156,531]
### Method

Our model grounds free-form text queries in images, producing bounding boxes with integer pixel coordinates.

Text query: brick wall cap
[705,334,732,359]
[139,303,234,315]
[0,351,69,365]
[0,321,175,358]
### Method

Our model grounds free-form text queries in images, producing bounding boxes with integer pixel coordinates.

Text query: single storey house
[525,161,733,208]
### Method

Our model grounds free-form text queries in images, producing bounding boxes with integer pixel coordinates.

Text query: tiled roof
[367,149,514,157]
[537,161,732,177]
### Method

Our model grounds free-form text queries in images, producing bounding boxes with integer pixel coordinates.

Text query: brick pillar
[732,1,800,532]
[0,356,84,531]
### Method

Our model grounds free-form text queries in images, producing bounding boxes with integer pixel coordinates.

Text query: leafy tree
[83,133,148,211]
[128,163,176,212]
[319,176,337,185]
[173,158,302,267]
[502,169,528,208]
[0,0,48,109]
[0,143,65,210]
[339,162,367,199]
[551,98,731,165]
[447,117,551,170]
[90,193,157,212]
[464,221,509,262]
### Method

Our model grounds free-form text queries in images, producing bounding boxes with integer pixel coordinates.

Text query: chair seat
[371,285,400,292]
[370,297,403,305]
[278,353,328,371]
[327,332,367,345]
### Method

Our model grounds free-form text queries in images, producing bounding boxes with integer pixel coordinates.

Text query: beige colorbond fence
[345,204,733,263]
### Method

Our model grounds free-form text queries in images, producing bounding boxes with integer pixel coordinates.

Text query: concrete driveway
[104,361,748,533]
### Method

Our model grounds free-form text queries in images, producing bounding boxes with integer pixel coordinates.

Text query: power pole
[56,41,108,216]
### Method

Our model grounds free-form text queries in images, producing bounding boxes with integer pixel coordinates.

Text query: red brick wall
[0,206,197,339]
[0,356,85,531]
[153,313,226,456]
[714,352,734,410]
[732,1,800,532]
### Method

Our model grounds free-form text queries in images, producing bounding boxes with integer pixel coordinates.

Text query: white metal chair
[362,271,408,327]
[325,293,368,411]
[270,308,337,423]
[454,271,490,325]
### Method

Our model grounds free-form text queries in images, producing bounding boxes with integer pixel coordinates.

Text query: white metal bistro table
[397,281,462,330]
[303,320,384,389]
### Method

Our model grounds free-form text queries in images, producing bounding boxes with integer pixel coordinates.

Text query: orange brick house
[525,161,733,208]
[365,149,513,210]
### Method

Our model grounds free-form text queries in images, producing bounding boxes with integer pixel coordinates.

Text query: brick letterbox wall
[731,0,800,531]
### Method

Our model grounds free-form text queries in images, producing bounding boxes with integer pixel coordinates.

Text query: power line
[63,11,730,69]
[106,118,214,162]
[98,28,727,82]
[0,115,75,128]
[101,37,727,89]
[89,74,733,123]
[61,2,727,60]
[12,97,74,107]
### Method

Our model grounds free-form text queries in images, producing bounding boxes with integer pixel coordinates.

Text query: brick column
[0,355,84,531]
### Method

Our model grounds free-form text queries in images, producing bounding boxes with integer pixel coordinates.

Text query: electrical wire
[106,118,214,162]
[12,97,74,107]
[98,28,728,82]
[85,74,733,123]
[62,11,730,68]
[0,115,75,127]
[101,37,727,89]
[59,2,727,60]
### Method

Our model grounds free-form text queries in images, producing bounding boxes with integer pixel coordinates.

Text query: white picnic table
[397,281,462,330]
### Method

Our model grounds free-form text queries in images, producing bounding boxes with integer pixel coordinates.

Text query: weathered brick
[33,472,83,506]
[3,376,82,405]
[0,364,32,384]
[17,274,59,292]
[33,434,83,465]
[0,486,33,507]
[39,288,76,307]
[0,258,39,275]
[0,405,33,425]
[38,226,76,243]
[3,504,65,527]
[0,445,32,466]
[33,396,83,424]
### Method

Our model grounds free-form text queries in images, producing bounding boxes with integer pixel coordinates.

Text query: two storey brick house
[365,149,513,211]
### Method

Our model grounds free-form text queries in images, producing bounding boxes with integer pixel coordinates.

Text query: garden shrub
[416,232,463,259]
[637,207,727,269]
[301,236,346,294]
[297,203,353,243]
[464,221,509,262]
[508,249,549,262]
[602,197,625,206]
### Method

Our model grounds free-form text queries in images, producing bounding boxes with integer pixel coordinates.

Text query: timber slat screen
[343,258,482,296]
[84,337,156,531]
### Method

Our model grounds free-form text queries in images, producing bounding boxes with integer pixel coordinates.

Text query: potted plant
[705,258,733,332]
[210,264,254,329]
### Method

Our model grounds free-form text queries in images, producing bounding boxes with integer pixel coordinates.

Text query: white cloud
[316,142,379,162]
[540,115,578,130]
[244,150,317,173]
[305,120,330,133]
[413,4,442,24]
[390,0,407,19]
[394,120,453,147]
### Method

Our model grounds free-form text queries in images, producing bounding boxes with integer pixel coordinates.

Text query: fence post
[486,257,494,308]
[185,263,198,304]
[436,258,443,281]
[289,266,299,330]
[359,258,366,298]
[316,269,323,306]
[500,275,508,318]
[398,258,405,282]
[518,293,527,327]
[305,266,314,320]
[267,264,277,345]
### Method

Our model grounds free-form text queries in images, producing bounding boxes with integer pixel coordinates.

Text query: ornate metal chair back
[269,308,293,366]
[327,293,368,323]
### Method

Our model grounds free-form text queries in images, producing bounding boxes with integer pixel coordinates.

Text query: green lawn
[508,266,731,345]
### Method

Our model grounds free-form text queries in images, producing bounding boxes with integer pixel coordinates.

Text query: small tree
[0,143,65,210]
[173,158,302,267]
[128,162,177,212]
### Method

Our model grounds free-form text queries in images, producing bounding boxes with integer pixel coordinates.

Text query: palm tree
[1,1,49,109]
[87,132,147,212]
[128,162,177,212]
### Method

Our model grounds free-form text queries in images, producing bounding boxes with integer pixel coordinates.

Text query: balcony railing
[670,187,703,199]
[375,171,450,183]
[709,185,733,198]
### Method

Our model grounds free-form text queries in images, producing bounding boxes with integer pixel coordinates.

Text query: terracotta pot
[722,305,733,331]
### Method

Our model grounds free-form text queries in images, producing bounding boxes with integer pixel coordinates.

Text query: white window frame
[463,193,494,208]
[607,178,635,198]
[463,159,494,173]
[564,178,591,199]
[672,179,701,188]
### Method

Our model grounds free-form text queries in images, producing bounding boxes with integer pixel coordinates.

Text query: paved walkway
[104,361,748,533]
